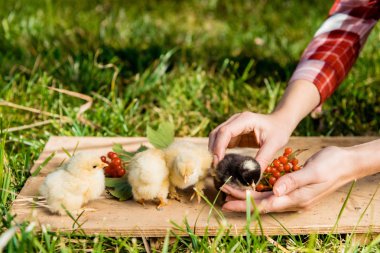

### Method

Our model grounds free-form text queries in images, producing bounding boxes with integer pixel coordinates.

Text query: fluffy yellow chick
[39,152,107,215]
[164,140,212,203]
[127,148,169,209]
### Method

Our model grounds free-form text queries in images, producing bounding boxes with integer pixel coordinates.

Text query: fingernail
[275,184,286,196]
[220,186,230,194]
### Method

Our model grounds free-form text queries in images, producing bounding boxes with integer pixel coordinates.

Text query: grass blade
[345,182,380,249]
[162,229,170,253]
[362,234,380,253]
[327,180,356,242]
[31,152,56,177]
[0,126,11,205]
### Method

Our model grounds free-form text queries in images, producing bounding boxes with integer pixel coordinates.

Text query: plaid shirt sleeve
[289,0,380,104]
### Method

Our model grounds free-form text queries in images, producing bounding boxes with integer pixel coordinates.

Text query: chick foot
[190,181,205,203]
[136,199,145,206]
[168,189,182,202]
[190,188,204,204]
[156,197,167,210]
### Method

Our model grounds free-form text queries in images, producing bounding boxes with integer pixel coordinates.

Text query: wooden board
[11,136,380,237]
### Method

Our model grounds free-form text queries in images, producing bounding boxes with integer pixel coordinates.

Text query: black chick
[214,154,261,192]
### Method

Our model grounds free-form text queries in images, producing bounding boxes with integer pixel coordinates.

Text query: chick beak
[100,162,108,169]
[250,182,256,191]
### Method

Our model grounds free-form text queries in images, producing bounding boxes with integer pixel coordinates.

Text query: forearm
[346,139,380,180]
[270,79,320,133]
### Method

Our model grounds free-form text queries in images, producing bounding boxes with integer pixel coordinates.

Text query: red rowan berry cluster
[256,147,305,192]
[101,152,126,178]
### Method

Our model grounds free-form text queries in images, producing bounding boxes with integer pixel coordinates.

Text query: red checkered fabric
[289,0,380,103]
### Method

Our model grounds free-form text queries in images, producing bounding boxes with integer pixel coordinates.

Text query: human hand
[208,111,293,169]
[221,146,356,213]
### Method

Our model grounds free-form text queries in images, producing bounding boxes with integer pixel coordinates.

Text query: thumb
[273,168,315,196]
[254,141,278,170]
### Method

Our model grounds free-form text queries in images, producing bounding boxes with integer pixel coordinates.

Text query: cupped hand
[221,146,356,213]
[208,111,293,169]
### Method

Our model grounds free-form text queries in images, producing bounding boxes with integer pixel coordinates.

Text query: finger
[254,140,279,170]
[257,187,314,213]
[220,185,249,199]
[221,185,273,200]
[261,196,295,213]
[222,194,297,213]
[208,114,241,152]
[223,191,271,213]
[222,200,247,212]
[224,186,318,213]
[223,195,294,214]
[272,167,316,196]
[209,115,241,166]
[212,116,255,163]
[225,195,239,201]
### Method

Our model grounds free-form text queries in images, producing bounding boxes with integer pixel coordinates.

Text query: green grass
[1,0,380,251]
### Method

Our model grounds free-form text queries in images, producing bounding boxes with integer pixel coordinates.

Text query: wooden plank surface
[11,136,380,237]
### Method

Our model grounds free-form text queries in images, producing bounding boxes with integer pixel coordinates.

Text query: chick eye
[93,165,97,168]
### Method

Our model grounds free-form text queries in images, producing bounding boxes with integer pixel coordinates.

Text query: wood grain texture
[11,136,380,237]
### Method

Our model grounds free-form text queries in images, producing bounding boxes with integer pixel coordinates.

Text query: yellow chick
[164,140,212,203]
[39,152,107,215]
[127,148,169,209]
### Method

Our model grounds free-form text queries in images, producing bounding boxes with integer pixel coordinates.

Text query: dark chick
[214,154,261,191]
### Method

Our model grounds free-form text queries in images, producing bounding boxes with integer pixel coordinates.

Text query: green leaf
[105,177,125,187]
[147,122,175,149]
[135,145,149,153]
[113,143,129,155]
[105,176,133,201]
[112,143,148,162]
[112,143,134,161]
